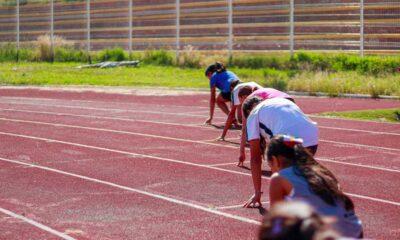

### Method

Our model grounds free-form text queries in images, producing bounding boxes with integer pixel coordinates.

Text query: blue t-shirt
[209,71,239,93]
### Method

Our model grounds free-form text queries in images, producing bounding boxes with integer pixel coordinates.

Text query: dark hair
[238,85,258,98]
[215,62,226,73]
[205,64,216,76]
[266,136,355,211]
[230,79,242,91]
[259,201,338,240]
[242,96,263,119]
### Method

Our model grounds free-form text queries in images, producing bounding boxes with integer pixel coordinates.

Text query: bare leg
[216,93,230,116]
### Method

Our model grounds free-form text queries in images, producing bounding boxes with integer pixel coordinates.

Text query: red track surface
[0,87,399,240]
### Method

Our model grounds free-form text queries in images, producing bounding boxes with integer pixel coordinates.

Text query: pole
[16,0,20,62]
[289,0,294,57]
[50,0,54,62]
[228,0,233,60]
[86,0,91,63]
[360,0,364,58]
[128,0,133,60]
[175,0,180,64]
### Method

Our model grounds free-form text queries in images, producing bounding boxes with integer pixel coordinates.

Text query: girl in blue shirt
[204,62,240,125]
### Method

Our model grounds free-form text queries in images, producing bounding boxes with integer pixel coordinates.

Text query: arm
[243,139,263,208]
[205,87,216,124]
[218,105,237,140]
[269,174,291,207]
[238,116,247,166]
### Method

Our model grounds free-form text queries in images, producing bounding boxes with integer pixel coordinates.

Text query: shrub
[97,47,126,62]
[260,68,289,90]
[36,34,72,62]
[142,49,174,66]
[179,45,201,68]
[55,48,88,62]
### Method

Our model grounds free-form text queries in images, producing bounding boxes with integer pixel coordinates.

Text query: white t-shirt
[231,82,262,106]
[246,98,318,147]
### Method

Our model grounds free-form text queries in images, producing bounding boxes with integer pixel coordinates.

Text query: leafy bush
[97,47,126,62]
[55,48,88,62]
[231,55,290,69]
[142,49,174,66]
[179,45,201,68]
[260,68,289,90]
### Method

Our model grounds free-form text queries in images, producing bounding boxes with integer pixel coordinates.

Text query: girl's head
[266,135,304,173]
[242,96,263,119]
[205,64,216,79]
[259,201,338,240]
[267,135,355,211]
[238,85,259,103]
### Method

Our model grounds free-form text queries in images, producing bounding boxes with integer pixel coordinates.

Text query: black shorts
[220,91,232,101]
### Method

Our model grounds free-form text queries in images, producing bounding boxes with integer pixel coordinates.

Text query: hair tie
[279,135,303,148]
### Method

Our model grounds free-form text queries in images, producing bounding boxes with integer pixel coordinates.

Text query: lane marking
[0,101,216,119]
[2,99,400,128]
[0,117,400,164]
[1,105,399,136]
[1,131,400,207]
[319,139,400,152]
[208,157,400,174]
[0,117,237,149]
[309,114,400,126]
[215,201,270,210]
[0,157,260,225]
[0,108,210,130]
[0,206,76,240]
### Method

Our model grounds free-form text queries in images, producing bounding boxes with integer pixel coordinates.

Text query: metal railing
[0,0,399,61]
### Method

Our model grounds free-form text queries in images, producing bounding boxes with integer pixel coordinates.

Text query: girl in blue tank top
[266,135,363,238]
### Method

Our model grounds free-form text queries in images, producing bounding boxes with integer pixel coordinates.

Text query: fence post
[50,0,54,62]
[360,0,364,58]
[289,0,294,57]
[176,0,180,64]
[228,0,233,60]
[86,0,91,63]
[128,0,133,60]
[16,0,20,62]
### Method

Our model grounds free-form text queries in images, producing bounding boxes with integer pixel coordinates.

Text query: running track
[0,87,399,240]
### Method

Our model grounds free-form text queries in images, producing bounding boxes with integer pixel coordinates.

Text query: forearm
[240,118,247,154]
[250,155,262,193]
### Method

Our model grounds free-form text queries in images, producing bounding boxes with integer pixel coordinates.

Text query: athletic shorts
[221,91,232,101]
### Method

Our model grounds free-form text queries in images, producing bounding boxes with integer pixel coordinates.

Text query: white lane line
[316,157,400,173]
[0,108,209,130]
[1,131,400,207]
[319,139,400,152]
[319,126,400,136]
[0,96,210,110]
[0,101,222,119]
[309,115,400,126]
[208,157,400,174]
[0,157,260,225]
[0,206,76,240]
[0,117,237,150]
[0,117,399,172]
[215,201,270,210]
[1,107,399,136]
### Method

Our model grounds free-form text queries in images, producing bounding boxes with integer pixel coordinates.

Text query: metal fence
[0,0,399,60]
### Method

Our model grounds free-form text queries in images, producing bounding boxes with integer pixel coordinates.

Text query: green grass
[318,108,400,123]
[0,62,399,97]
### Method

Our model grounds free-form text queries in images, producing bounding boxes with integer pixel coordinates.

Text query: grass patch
[318,108,400,123]
[0,62,400,98]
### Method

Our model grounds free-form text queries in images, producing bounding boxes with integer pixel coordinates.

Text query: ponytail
[268,136,355,211]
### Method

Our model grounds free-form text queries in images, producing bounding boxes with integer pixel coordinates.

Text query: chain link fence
[0,0,399,60]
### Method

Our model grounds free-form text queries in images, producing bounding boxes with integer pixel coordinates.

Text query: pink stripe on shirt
[250,88,291,100]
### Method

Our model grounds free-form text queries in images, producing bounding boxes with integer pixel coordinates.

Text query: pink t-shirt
[250,88,291,100]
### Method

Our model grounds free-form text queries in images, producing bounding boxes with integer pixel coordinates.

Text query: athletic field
[0,87,399,239]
